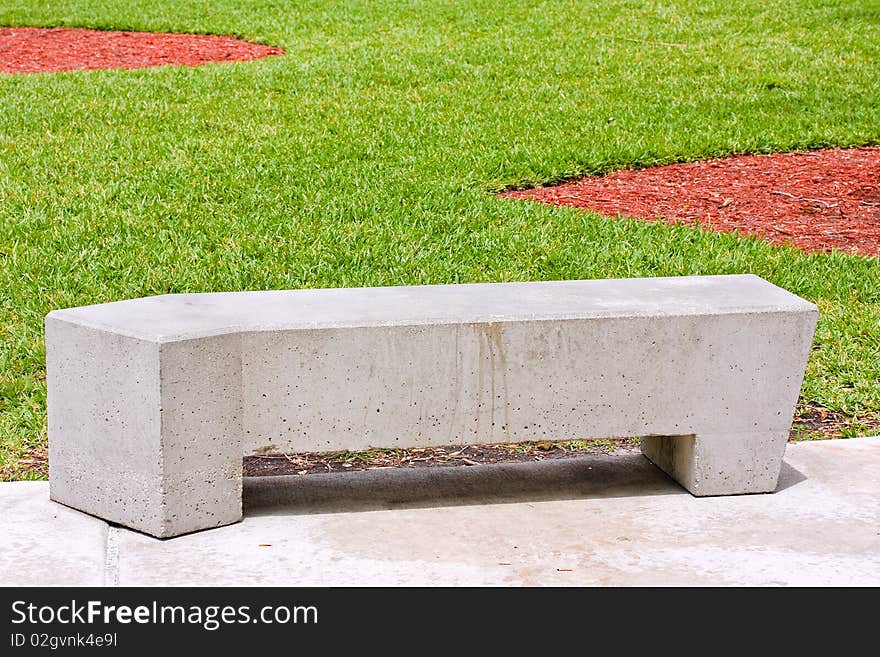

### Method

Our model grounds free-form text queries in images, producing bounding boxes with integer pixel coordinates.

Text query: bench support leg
[47,325,244,539]
[152,336,244,537]
[640,431,789,496]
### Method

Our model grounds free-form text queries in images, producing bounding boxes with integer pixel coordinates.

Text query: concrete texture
[0,482,108,586]
[641,430,791,496]
[46,275,817,537]
[1,438,877,586]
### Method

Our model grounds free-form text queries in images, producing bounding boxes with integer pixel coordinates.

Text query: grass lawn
[1,0,878,479]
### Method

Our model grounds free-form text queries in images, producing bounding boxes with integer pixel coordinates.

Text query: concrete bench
[46,274,817,538]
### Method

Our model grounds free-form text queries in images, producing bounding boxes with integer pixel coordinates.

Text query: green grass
[1,0,879,478]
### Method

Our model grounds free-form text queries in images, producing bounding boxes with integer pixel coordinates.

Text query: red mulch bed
[0,26,283,74]
[502,146,880,258]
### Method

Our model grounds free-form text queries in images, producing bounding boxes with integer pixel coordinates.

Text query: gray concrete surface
[0,482,108,586]
[46,275,817,537]
[1,437,877,586]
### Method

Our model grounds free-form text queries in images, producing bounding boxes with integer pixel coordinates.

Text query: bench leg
[640,431,789,496]
[147,335,244,537]
[48,322,243,539]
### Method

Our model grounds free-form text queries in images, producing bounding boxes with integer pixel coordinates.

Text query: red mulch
[502,146,880,258]
[0,26,283,74]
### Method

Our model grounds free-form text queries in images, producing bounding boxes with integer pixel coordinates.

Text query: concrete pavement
[1,437,878,586]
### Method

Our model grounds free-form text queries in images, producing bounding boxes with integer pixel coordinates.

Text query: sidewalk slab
[0,481,108,586]
[1,437,878,586]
